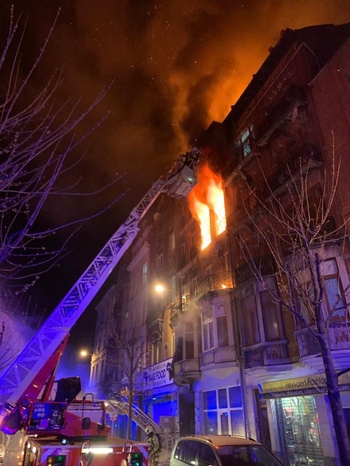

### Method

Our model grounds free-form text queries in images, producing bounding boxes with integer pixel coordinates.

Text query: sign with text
[143,359,172,389]
[261,372,350,398]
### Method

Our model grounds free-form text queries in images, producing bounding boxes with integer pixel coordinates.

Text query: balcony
[194,271,233,300]
[227,190,263,231]
[255,85,306,146]
[232,134,258,164]
[243,341,289,369]
[297,322,350,358]
[173,358,201,386]
[169,295,191,328]
[329,322,350,349]
[235,255,275,286]
[269,143,322,192]
[200,345,237,367]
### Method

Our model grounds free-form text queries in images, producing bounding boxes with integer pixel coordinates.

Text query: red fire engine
[0,150,199,466]
[22,437,149,466]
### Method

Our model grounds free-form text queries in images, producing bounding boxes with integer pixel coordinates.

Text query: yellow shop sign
[260,372,350,398]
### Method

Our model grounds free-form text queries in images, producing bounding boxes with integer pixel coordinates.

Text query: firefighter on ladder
[145,426,160,466]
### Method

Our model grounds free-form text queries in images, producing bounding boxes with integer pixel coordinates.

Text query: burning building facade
[90,23,350,465]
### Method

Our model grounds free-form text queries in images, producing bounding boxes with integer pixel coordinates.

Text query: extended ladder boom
[104,398,161,434]
[0,149,199,418]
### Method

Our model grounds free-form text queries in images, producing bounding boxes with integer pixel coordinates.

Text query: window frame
[203,387,244,436]
[238,280,285,347]
[201,303,229,352]
[322,258,347,318]
[236,124,255,159]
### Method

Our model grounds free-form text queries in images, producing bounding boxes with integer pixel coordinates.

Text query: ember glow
[188,164,226,250]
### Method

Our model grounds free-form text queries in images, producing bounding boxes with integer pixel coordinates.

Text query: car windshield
[217,444,283,466]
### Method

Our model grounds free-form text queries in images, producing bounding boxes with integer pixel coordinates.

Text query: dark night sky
[1,0,350,354]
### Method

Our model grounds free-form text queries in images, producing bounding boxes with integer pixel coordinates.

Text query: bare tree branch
[235,142,350,462]
[0,7,119,295]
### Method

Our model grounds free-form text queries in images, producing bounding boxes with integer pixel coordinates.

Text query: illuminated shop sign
[143,358,172,388]
[260,372,350,398]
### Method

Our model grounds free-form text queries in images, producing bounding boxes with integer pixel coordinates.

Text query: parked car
[170,435,284,466]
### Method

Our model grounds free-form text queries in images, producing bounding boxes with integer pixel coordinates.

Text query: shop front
[260,373,350,466]
[141,358,178,447]
[194,365,244,436]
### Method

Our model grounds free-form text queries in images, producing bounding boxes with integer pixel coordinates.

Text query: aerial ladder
[0,148,200,438]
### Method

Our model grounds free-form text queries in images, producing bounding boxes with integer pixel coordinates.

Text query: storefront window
[229,386,242,408]
[203,387,244,436]
[218,388,228,409]
[230,410,245,436]
[204,390,217,410]
[274,395,323,466]
[205,411,218,434]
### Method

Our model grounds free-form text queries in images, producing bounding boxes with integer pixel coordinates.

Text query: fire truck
[22,437,149,466]
[0,149,200,466]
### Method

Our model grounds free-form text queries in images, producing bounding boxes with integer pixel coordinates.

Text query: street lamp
[154,283,167,294]
[77,348,94,394]
[79,349,91,358]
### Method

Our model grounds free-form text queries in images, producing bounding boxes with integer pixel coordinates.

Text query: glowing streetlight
[155,283,166,294]
[79,349,91,358]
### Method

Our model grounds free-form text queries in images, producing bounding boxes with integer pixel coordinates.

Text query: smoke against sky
[4,0,349,190]
[1,0,350,344]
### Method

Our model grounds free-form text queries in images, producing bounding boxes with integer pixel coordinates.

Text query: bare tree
[103,322,147,440]
[0,308,35,374]
[0,7,117,296]
[237,148,350,464]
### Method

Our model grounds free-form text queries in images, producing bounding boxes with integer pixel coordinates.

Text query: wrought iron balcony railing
[243,340,290,369]
[194,271,233,300]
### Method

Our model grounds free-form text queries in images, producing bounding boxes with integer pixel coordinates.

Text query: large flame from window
[188,164,226,250]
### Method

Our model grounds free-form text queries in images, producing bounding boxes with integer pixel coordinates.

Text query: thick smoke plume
[0,0,349,328]
[1,0,349,186]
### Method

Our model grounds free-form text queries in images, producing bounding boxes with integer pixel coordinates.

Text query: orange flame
[188,164,226,250]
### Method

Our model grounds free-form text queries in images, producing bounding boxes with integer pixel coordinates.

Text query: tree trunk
[127,381,133,440]
[317,319,350,465]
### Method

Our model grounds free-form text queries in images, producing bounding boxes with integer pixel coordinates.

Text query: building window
[171,275,177,302]
[322,259,347,317]
[240,291,260,346]
[192,277,198,299]
[169,230,175,252]
[189,228,197,259]
[152,332,161,365]
[237,125,255,158]
[203,387,244,435]
[203,307,214,351]
[142,262,148,285]
[180,240,186,265]
[260,290,282,340]
[157,253,163,270]
[295,258,347,326]
[202,304,229,351]
[185,322,195,359]
[217,304,229,347]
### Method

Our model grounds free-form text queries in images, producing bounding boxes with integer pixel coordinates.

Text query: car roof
[176,435,261,447]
